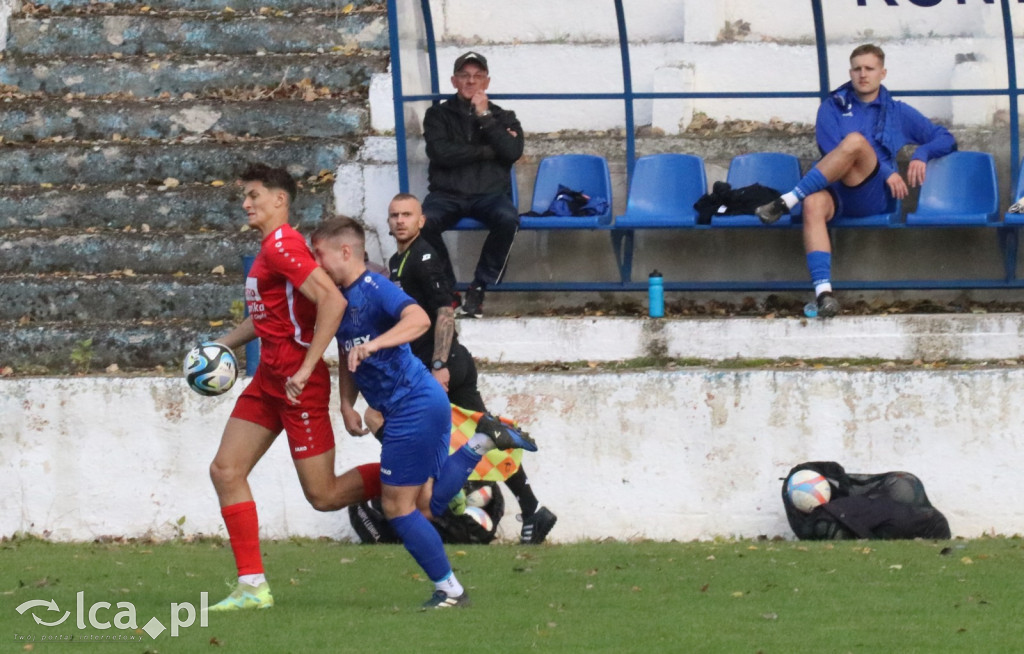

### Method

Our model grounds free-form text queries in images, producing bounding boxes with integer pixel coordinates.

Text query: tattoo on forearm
[434,306,455,362]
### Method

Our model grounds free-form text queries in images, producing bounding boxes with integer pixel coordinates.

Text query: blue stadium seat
[614,154,707,228]
[453,166,518,230]
[713,152,803,227]
[519,154,613,229]
[906,151,1000,226]
[611,153,707,282]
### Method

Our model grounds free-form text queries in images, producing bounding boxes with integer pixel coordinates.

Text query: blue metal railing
[388,0,1024,292]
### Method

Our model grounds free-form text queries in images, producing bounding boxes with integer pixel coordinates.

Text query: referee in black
[384,192,557,545]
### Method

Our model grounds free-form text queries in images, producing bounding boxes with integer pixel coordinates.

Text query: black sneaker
[457,286,484,318]
[816,291,840,318]
[520,506,557,545]
[755,197,787,224]
[475,413,538,452]
[421,590,471,610]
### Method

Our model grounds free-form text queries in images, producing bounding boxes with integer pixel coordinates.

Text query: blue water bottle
[648,269,664,318]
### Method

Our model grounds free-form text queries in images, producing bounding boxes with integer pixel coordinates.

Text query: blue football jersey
[336,270,432,412]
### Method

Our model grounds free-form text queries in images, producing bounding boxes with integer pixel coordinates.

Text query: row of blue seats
[454,151,1012,284]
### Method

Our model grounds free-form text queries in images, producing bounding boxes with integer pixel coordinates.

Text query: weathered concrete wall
[5,315,1024,543]
[3,369,1021,543]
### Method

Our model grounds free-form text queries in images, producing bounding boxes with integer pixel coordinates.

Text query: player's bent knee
[304,491,340,512]
[838,131,871,155]
[209,460,248,495]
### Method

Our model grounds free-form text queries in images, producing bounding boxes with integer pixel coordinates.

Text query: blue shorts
[379,379,451,487]
[828,162,889,218]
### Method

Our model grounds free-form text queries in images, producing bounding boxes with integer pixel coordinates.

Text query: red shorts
[230,360,335,460]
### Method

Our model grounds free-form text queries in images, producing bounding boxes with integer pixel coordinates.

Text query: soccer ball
[183,342,238,396]
[787,469,832,513]
[466,486,493,508]
[464,506,494,532]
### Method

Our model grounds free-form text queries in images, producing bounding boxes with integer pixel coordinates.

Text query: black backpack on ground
[781,461,951,540]
[348,480,505,545]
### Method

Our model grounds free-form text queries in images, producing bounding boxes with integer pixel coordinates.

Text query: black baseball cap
[453,51,488,74]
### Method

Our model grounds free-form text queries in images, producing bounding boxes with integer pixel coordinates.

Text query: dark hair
[239,163,297,202]
[850,43,885,66]
[310,215,366,247]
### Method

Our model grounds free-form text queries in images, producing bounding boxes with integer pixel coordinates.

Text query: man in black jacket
[385,193,557,544]
[421,51,524,318]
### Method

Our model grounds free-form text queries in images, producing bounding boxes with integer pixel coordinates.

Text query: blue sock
[806,250,832,287]
[388,510,452,582]
[794,168,829,200]
[429,446,480,517]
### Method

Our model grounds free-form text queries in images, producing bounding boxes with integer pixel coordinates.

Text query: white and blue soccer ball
[787,469,832,513]
[183,342,238,396]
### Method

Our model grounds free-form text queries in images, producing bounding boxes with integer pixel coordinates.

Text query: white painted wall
[5,315,1024,543]
[431,0,1021,44]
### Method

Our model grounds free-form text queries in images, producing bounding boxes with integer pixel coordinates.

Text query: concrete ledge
[0,276,239,322]
[0,138,351,186]
[6,13,387,57]
[0,98,368,142]
[0,182,331,231]
[4,368,1021,542]
[453,314,1024,363]
[0,321,221,371]
[0,52,387,97]
[36,0,382,12]
[0,232,257,274]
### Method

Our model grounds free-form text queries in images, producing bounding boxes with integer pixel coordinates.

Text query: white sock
[467,433,496,455]
[434,572,465,598]
[238,573,266,587]
[815,282,833,297]
[781,191,800,209]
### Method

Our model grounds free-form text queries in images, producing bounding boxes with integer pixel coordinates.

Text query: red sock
[357,463,382,500]
[221,501,262,576]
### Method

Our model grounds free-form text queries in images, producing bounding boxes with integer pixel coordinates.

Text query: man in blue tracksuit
[756,43,956,317]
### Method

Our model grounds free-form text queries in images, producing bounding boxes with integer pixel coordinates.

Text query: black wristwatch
[432,359,447,370]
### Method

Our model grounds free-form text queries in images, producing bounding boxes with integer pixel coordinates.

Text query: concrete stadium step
[0,274,240,322]
[0,182,333,231]
[0,52,387,97]
[5,11,387,57]
[1,319,229,372]
[0,98,368,142]
[35,0,381,14]
[0,137,351,185]
[1,231,261,275]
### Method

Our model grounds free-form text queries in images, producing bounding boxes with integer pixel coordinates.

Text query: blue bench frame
[387,0,1024,292]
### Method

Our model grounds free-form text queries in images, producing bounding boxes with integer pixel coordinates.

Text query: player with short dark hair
[205,164,382,612]
[311,215,536,608]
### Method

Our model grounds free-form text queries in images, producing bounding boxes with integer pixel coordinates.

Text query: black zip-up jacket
[388,235,458,364]
[423,94,524,197]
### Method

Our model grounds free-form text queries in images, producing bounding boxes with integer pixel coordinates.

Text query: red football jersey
[245,224,319,376]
